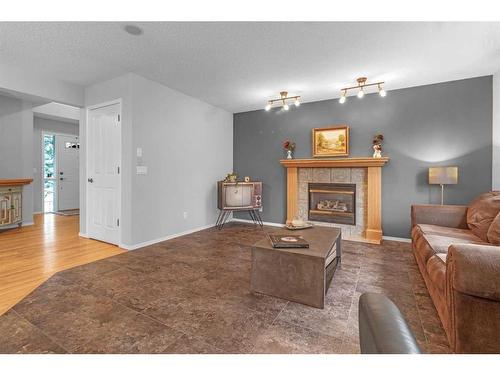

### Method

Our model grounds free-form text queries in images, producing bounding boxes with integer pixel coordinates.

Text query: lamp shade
[429,167,458,185]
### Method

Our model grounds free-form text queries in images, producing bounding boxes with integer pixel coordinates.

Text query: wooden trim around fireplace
[280,157,389,244]
[280,157,389,168]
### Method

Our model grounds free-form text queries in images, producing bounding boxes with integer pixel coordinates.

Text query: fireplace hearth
[308,183,356,225]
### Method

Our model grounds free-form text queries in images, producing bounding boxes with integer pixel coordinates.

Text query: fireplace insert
[308,183,356,225]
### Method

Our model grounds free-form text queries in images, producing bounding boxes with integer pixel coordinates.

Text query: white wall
[493,70,500,190]
[33,117,79,213]
[130,74,233,245]
[33,102,81,124]
[0,62,84,107]
[0,94,34,224]
[83,73,233,247]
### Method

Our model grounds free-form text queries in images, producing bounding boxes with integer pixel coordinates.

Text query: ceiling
[1,22,499,113]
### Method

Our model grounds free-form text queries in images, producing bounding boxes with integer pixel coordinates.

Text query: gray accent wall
[233,76,493,238]
[493,71,500,190]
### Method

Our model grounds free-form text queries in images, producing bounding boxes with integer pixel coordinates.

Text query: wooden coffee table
[251,226,341,309]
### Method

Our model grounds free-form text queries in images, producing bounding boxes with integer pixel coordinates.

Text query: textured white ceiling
[1,22,499,113]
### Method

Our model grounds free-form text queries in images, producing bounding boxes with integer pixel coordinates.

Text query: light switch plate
[136,148,143,157]
[136,166,147,175]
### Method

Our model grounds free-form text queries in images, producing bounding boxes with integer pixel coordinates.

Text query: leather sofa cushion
[487,212,500,245]
[417,224,483,242]
[426,255,446,294]
[412,224,488,267]
[436,253,447,263]
[423,233,486,254]
[467,191,500,242]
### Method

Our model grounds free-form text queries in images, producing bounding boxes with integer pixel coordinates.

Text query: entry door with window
[87,103,121,245]
[56,135,80,211]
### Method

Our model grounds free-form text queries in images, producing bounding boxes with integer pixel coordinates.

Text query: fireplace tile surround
[298,168,367,240]
[280,157,389,244]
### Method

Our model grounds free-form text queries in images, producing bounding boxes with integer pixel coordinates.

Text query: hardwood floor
[0,213,124,315]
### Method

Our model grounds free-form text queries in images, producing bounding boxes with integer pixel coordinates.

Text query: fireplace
[308,183,356,225]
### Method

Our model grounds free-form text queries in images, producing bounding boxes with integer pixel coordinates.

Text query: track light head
[265,103,272,111]
[378,84,387,97]
[339,91,347,104]
[357,89,365,99]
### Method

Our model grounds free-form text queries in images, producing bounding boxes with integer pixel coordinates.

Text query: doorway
[42,133,80,213]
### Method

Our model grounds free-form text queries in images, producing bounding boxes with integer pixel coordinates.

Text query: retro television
[217,181,262,210]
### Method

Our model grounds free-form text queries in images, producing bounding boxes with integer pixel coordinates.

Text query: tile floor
[0,223,450,354]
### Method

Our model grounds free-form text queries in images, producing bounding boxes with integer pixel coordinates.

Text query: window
[43,134,56,212]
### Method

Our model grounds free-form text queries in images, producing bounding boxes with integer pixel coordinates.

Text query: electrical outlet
[183,212,188,219]
[259,207,263,212]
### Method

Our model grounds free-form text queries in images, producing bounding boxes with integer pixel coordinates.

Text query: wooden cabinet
[0,190,12,225]
[0,186,23,227]
[0,179,32,229]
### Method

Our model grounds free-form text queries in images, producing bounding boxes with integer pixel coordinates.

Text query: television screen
[224,184,253,207]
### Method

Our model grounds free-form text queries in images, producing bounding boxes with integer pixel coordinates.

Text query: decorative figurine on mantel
[283,139,296,159]
[372,134,384,158]
[224,172,238,183]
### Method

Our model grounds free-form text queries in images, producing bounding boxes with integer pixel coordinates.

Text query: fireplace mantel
[280,157,389,168]
[280,157,389,244]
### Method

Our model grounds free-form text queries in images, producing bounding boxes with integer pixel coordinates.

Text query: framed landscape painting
[312,125,349,157]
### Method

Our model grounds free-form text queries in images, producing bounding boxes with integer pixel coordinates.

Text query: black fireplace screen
[308,183,356,225]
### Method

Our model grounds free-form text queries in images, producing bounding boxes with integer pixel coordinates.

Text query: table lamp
[429,166,458,205]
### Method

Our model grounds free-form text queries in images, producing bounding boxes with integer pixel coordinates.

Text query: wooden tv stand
[216,207,263,230]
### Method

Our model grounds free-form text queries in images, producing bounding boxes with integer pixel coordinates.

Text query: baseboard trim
[382,236,412,243]
[231,218,285,227]
[0,221,33,229]
[232,218,412,243]
[119,223,216,251]
[79,232,88,238]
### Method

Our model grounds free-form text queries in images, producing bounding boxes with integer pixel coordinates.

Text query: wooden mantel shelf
[0,179,33,186]
[280,157,389,168]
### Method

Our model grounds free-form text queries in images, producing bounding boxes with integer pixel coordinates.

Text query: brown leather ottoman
[251,226,341,309]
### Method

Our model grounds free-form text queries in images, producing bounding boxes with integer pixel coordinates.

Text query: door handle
[87,178,94,183]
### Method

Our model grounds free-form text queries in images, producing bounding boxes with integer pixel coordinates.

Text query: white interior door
[87,102,121,245]
[56,135,80,211]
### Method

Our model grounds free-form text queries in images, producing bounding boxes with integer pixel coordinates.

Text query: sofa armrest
[445,244,500,353]
[447,244,500,301]
[411,204,468,229]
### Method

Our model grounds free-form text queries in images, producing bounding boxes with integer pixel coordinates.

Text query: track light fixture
[339,77,387,104]
[265,91,301,111]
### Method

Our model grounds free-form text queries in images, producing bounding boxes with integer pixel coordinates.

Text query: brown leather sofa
[411,191,500,353]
